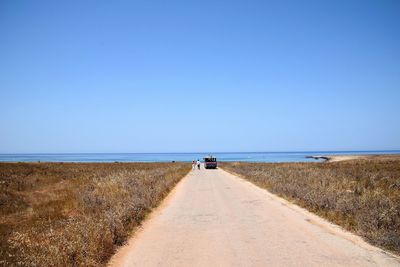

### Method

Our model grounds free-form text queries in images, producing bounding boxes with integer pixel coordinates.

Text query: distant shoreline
[307,154,400,162]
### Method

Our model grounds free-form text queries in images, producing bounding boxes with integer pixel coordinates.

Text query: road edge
[218,167,400,263]
[107,169,193,267]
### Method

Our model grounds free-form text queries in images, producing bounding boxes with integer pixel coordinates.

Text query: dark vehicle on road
[204,155,217,169]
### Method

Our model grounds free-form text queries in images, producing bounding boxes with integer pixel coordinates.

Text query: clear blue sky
[1,0,399,153]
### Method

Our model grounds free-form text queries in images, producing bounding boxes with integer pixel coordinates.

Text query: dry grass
[0,162,190,266]
[220,156,400,254]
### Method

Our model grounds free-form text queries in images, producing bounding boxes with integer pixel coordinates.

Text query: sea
[0,151,399,163]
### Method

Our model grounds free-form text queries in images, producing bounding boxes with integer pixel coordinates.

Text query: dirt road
[109,166,399,267]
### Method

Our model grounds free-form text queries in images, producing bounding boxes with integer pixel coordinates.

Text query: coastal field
[220,155,400,254]
[0,162,190,266]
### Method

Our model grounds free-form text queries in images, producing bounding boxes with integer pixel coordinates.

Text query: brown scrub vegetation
[220,156,400,255]
[0,162,190,266]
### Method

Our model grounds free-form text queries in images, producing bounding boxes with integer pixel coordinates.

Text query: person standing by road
[192,160,196,170]
[197,159,201,170]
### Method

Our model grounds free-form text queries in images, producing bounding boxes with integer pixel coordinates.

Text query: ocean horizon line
[1,150,400,155]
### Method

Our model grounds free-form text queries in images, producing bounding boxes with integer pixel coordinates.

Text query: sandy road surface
[109,166,399,267]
